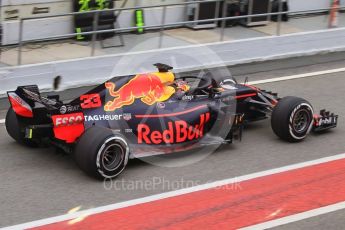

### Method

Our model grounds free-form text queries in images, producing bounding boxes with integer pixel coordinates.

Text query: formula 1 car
[5,63,338,179]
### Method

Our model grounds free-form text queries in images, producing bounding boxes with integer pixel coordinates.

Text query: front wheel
[74,126,129,180]
[271,97,314,142]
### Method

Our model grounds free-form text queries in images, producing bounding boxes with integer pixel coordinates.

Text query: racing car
[5,63,338,179]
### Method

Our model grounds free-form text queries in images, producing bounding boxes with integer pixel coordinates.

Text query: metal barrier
[9,0,345,65]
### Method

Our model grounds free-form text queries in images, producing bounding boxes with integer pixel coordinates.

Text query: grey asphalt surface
[1,51,345,111]
[1,53,345,229]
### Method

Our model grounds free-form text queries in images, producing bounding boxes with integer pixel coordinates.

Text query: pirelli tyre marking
[289,103,314,140]
[96,136,129,179]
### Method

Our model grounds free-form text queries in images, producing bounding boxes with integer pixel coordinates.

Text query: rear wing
[7,85,66,117]
[7,85,85,143]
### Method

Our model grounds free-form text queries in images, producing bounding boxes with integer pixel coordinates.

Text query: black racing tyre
[5,108,38,147]
[271,96,314,142]
[74,126,129,180]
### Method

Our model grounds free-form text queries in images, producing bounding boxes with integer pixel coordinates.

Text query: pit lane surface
[1,54,345,228]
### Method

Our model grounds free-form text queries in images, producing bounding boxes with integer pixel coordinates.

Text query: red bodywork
[51,113,85,143]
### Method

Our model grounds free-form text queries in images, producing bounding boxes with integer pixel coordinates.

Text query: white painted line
[247,67,345,85]
[240,201,345,230]
[0,70,10,74]
[3,152,345,230]
[0,119,5,124]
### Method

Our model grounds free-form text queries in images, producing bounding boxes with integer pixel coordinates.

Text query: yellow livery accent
[152,72,175,85]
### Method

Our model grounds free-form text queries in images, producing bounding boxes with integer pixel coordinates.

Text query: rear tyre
[5,108,38,147]
[271,97,314,142]
[74,126,129,180]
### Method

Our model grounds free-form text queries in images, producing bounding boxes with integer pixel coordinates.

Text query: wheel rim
[101,143,124,172]
[292,109,310,133]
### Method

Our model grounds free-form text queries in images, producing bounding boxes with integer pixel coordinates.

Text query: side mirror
[214,90,235,99]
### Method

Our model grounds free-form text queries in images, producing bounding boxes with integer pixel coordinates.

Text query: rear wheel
[74,126,129,180]
[271,97,314,142]
[5,108,37,147]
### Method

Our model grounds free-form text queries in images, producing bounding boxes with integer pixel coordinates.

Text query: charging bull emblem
[104,74,171,111]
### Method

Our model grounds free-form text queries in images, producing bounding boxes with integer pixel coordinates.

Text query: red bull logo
[104,74,168,112]
[138,113,210,144]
